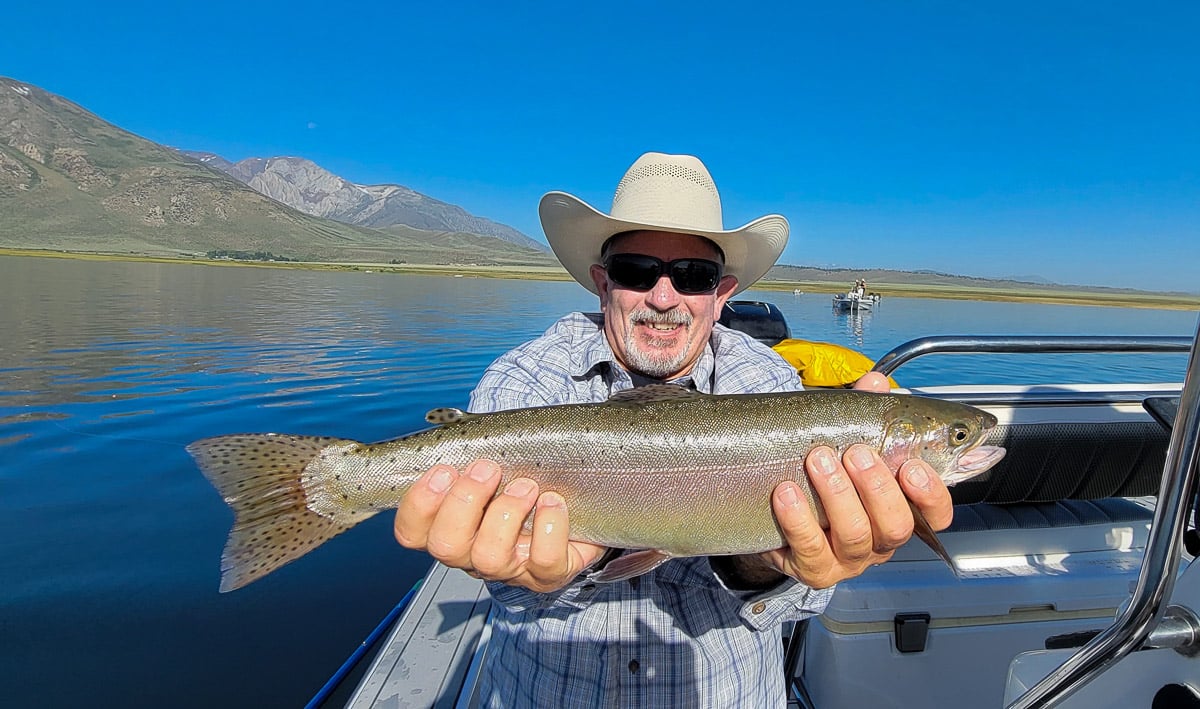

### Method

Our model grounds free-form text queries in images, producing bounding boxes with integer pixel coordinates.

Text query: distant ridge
[182,152,547,252]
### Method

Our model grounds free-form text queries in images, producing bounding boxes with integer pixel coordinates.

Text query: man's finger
[425,459,502,568]
[472,477,539,578]
[841,444,912,554]
[805,446,873,566]
[770,480,837,587]
[394,464,459,550]
[852,371,890,392]
[898,459,954,530]
[525,492,574,590]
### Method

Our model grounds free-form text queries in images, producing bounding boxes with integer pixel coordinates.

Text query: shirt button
[628,660,639,674]
[751,602,767,615]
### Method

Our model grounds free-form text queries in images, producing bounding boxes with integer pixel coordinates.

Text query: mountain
[0,77,554,266]
[183,152,546,252]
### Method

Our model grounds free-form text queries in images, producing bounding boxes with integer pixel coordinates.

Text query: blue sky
[4,2,1197,292]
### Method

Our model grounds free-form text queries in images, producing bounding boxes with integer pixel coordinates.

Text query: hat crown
[609,153,724,232]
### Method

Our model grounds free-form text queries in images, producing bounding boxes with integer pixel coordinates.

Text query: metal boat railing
[873,335,1193,376]
[870,333,1200,708]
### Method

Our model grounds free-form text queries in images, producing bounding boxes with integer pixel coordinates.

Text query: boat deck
[346,564,490,709]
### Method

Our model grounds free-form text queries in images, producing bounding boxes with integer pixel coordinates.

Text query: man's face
[589,230,738,380]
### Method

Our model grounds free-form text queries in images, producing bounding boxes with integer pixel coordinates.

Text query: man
[394,152,953,706]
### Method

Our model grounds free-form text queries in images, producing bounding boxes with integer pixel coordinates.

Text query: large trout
[189,385,1005,592]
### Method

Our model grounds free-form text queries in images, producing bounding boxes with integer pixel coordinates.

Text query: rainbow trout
[189,385,1005,592]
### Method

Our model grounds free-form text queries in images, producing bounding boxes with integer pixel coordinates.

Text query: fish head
[880,398,1006,487]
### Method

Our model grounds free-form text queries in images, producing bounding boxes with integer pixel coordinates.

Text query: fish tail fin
[909,500,962,579]
[187,433,365,592]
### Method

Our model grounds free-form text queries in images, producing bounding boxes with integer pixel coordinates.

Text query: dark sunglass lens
[606,254,661,290]
[670,259,721,294]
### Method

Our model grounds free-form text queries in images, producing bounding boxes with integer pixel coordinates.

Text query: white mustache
[628,309,693,327]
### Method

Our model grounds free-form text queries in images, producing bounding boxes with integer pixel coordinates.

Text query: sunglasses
[603,253,724,295]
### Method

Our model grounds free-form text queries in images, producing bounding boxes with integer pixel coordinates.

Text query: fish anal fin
[586,549,673,583]
[909,500,962,579]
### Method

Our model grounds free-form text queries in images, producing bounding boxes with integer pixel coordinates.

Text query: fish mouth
[944,444,1006,485]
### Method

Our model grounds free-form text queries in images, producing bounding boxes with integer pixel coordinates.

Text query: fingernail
[813,449,837,475]
[906,464,932,492]
[848,445,875,471]
[428,468,454,493]
[539,492,565,508]
[467,461,498,482]
[504,478,536,498]
[778,483,800,507]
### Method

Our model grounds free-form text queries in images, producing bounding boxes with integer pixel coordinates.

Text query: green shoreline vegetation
[4,246,1198,311]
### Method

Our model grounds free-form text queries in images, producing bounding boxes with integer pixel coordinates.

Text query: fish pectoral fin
[909,500,962,580]
[586,549,674,583]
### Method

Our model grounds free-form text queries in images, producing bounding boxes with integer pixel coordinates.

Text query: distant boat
[832,291,881,311]
[793,288,803,295]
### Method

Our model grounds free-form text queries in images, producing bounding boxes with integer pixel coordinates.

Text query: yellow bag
[771,339,899,388]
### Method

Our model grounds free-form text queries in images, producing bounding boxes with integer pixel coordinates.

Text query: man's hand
[393,459,607,593]
[759,371,954,589]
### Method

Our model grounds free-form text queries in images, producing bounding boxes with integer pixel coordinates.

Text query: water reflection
[833,307,873,347]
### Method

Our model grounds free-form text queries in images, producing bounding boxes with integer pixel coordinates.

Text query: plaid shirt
[469,313,835,708]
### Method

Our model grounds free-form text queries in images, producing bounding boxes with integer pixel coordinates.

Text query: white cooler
[795,500,1153,708]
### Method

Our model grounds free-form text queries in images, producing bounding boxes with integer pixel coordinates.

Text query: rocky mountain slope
[184,152,545,252]
[0,77,553,266]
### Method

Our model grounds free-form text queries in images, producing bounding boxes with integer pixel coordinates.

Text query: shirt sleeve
[469,346,563,413]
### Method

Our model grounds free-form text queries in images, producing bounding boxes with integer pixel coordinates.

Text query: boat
[314,312,1200,708]
[832,290,881,312]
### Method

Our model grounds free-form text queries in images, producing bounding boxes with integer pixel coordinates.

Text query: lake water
[2,255,1196,708]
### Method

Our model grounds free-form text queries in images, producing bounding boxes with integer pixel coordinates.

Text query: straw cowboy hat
[539,152,790,296]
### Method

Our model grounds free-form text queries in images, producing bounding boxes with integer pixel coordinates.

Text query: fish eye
[949,424,971,446]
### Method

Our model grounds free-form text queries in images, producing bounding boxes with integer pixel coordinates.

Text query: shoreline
[4,247,1198,311]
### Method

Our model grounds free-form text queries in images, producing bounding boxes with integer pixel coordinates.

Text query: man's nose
[646,275,682,310]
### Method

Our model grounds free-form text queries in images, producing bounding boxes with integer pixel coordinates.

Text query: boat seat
[949,421,1169,505]
[947,498,1154,533]
[896,421,1168,562]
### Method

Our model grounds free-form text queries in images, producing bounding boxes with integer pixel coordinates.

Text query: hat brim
[539,191,789,296]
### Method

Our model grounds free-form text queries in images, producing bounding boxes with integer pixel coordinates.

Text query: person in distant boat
[393,152,953,707]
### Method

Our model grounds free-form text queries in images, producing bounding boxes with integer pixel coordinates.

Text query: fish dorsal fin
[608,384,702,405]
[425,407,474,424]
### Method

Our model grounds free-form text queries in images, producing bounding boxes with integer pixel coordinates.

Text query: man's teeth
[643,321,679,331]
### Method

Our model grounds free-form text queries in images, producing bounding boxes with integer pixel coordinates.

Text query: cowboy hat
[539,152,790,295]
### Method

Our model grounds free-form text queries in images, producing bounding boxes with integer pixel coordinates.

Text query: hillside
[183,152,546,252]
[0,77,552,266]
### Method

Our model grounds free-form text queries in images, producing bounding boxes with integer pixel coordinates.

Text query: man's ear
[590,264,611,305]
[712,275,738,318]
